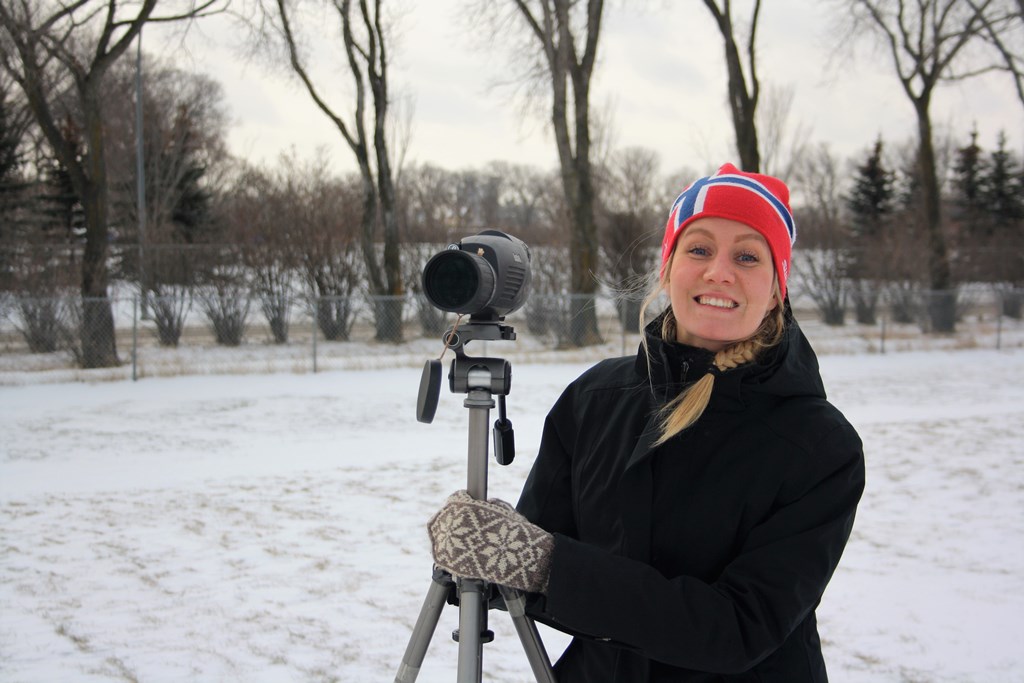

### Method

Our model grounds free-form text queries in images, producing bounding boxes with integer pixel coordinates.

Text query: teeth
[698,296,737,309]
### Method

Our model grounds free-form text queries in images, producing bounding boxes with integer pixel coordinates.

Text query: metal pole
[457,580,486,683]
[880,311,886,355]
[458,383,495,683]
[132,294,139,381]
[464,384,493,500]
[312,299,319,373]
[996,289,1003,351]
[135,30,149,319]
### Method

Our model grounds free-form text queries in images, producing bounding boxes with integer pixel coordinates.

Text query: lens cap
[416,359,443,423]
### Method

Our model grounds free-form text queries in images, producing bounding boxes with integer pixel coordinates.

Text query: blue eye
[688,245,711,257]
[736,251,761,264]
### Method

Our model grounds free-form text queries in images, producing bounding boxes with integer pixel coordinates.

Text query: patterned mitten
[428,490,554,594]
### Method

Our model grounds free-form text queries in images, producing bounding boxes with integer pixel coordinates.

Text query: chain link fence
[1,287,1022,382]
[799,286,1023,353]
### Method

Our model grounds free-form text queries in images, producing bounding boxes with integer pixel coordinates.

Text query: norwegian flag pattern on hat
[661,163,796,297]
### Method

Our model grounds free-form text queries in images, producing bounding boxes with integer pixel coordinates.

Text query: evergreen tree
[981,133,1023,305]
[982,132,1024,227]
[0,81,32,241]
[952,127,987,222]
[0,88,26,187]
[846,138,902,325]
[170,163,210,243]
[160,117,212,246]
[1,86,82,295]
[846,137,895,240]
[35,130,85,247]
[892,156,922,214]
[0,84,30,290]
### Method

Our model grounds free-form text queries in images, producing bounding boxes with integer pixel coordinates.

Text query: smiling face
[667,217,779,352]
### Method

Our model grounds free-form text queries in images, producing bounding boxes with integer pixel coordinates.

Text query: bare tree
[600,146,662,331]
[197,260,251,346]
[702,0,762,172]
[792,144,850,325]
[103,58,229,286]
[400,241,446,337]
[484,0,605,346]
[757,83,811,182]
[0,0,223,367]
[397,162,456,243]
[270,0,403,342]
[110,60,227,232]
[844,0,1024,332]
[221,165,294,344]
[485,161,552,243]
[455,168,502,232]
[271,157,363,343]
[971,0,1024,106]
[398,163,503,240]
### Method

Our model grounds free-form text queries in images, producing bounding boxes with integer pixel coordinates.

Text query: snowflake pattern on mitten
[428,490,553,594]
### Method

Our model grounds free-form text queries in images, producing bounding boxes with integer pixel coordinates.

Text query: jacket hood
[637,302,826,409]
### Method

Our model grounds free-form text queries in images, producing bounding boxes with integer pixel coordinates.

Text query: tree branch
[580,0,603,78]
[967,0,1024,107]
[136,0,225,24]
[513,0,549,47]
[748,0,761,119]
[274,0,359,152]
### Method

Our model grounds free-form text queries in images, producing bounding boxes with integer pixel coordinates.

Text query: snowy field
[2,334,1024,681]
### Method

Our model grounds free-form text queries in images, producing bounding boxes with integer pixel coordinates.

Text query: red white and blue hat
[661,163,796,297]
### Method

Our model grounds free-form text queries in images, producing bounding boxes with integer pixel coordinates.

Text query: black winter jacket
[517,312,865,682]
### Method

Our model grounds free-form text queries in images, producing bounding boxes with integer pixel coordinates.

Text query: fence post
[996,289,1003,351]
[312,297,319,374]
[132,295,139,381]
[880,311,886,355]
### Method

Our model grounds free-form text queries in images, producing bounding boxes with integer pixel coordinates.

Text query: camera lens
[423,250,496,313]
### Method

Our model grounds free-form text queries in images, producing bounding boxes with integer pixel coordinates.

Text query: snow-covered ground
[2,335,1024,681]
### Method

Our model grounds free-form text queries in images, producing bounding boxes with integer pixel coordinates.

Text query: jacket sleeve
[537,421,865,675]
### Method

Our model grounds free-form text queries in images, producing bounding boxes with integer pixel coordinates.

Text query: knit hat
[661,163,796,297]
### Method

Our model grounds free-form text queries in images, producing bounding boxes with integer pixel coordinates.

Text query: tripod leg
[456,579,487,683]
[395,570,452,683]
[499,586,558,683]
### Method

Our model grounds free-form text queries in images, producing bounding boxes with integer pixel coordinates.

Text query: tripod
[397,321,557,683]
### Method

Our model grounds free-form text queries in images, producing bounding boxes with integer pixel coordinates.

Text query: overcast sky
[151,0,1023,178]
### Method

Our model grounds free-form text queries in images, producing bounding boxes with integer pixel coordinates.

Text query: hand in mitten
[428,490,554,594]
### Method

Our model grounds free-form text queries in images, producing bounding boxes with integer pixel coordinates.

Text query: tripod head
[416,317,518,465]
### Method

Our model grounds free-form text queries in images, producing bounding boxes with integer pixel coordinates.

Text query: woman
[428,163,865,682]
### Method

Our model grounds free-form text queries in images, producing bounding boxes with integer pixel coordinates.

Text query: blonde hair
[637,257,786,446]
